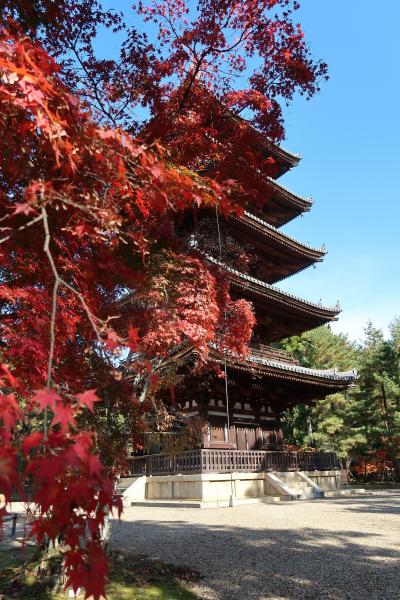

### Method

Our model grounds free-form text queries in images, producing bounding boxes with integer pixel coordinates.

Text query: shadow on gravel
[329,493,400,515]
[110,513,400,600]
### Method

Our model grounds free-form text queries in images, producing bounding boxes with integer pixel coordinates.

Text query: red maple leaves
[32,389,61,411]
[76,390,101,412]
[25,428,118,600]
[0,2,327,597]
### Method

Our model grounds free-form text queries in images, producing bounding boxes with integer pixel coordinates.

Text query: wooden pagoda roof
[262,141,301,175]
[206,257,340,341]
[144,87,305,222]
[160,342,357,388]
[201,88,301,177]
[223,350,357,406]
[229,115,301,178]
[164,343,357,408]
[207,343,357,403]
[260,177,313,227]
[229,348,357,389]
[229,210,325,283]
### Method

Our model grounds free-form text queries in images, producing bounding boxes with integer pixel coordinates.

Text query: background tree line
[279,319,400,480]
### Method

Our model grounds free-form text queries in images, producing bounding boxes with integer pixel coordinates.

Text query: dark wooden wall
[203,424,284,451]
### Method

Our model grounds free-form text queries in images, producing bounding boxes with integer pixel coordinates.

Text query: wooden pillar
[275,414,284,450]
[201,423,210,447]
[236,427,246,450]
[256,427,263,449]
[228,425,237,448]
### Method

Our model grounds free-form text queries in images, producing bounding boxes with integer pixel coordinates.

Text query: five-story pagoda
[126,90,357,500]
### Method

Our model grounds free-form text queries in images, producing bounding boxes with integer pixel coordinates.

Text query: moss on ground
[0,546,52,600]
[0,548,199,600]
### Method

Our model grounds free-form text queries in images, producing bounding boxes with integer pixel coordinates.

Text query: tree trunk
[380,383,391,433]
[392,458,400,482]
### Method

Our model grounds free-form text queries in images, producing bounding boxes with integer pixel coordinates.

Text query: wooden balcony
[127,449,341,476]
[250,343,299,364]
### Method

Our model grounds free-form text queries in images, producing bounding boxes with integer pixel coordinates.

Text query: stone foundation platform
[121,470,345,506]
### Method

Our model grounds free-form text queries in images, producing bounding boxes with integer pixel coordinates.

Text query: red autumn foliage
[0,2,327,597]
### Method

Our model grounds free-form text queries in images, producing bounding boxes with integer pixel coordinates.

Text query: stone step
[118,477,137,484]
[273,473,310,484]
[273,477,312,489]
[115,486,131,494]
[272,471,299,478]
[116,477,138,492]
[290,482,312,489]
[271,472,317,492]
[288,489,316,498]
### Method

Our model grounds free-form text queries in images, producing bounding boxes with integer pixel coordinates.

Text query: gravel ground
[110,491,400,600]
[0,503,32,550]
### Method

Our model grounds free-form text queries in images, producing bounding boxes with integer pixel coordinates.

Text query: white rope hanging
[215,205,231,435]
[215,206,235,505]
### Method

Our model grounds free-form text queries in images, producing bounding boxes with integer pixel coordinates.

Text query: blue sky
[97,1,399,342]
[276,1,400,342]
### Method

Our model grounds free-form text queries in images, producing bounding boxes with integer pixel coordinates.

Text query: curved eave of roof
[165,344,357,388]
[229,353,358,387]
[227,110,301,167]
[207,257,340,319]
[248,354,357,381]
[266,177,313,211]
[232,211,325,261]
[264,140,301,169]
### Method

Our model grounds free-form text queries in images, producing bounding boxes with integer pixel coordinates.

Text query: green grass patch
[0,546,52,600]
[0,548,199,600]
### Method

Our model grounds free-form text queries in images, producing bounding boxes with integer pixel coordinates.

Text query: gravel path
[110,491,400,600]
[0,503,33,550]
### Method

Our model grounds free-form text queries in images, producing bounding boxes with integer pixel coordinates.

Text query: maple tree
[0,1,327,597]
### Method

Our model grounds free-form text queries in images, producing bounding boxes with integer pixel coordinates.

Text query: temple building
[123,95,357,504]
[166,139,356,454]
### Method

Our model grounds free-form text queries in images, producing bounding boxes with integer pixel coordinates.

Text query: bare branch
[41,206,105,392]
[0,213,43,245]
[41,206,59,438]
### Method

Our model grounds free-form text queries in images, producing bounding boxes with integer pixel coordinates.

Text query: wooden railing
[127,449,341,476]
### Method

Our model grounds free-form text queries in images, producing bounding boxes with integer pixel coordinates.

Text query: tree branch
[41,206,106,420]
[0,213,43,245]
